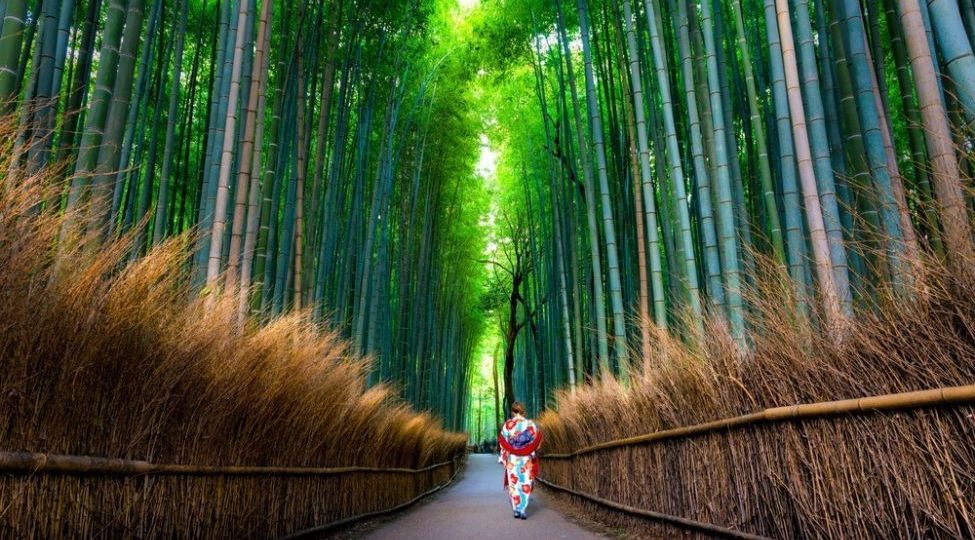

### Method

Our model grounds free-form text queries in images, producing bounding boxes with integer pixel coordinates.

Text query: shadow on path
[365,454,605,540]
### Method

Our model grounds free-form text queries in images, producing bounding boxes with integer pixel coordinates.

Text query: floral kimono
[498,414,542,516]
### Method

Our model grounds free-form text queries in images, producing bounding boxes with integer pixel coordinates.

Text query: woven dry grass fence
[539,253,975,539]
[0,145,466,537]
[1,455,459,538]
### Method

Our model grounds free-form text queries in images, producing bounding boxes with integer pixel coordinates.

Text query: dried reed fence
[0,148,467,537]
[539,252,975,539]
[0,450,460,538]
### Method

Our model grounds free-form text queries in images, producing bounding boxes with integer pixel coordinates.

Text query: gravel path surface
[365,454,606,540]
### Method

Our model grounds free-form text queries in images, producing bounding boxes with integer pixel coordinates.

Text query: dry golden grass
[0,141,465,537]
[541,245,975,538]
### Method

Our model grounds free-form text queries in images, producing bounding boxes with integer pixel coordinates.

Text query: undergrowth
[541,237,975,538]
[0,142,465,537]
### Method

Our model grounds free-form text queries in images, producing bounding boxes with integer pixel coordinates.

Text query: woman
[497,401,542,519]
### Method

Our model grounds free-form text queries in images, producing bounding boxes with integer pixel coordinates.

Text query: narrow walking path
[366,454,605,540]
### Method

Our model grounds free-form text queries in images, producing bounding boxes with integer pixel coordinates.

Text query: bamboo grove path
[365,454,604,539]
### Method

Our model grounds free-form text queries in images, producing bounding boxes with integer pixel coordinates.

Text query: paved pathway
[366,454,605,540]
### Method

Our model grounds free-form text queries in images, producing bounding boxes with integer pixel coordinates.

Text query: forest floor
[327,454,611,539]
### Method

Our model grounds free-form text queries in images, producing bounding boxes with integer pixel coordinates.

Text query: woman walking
[497,401,542,519]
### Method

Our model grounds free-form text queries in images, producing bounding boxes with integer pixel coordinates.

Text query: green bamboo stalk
[927,0,975,119]
[0,0,27,107]
[836,0,911,287]
[642,0,704,326]
[677,0,724,308]
[764,0,809,301]
[205,0,253,293]
[899,0,975,269]
[621,0,668,331]
[700,0,746,338]
[64,0,128,214]
[558,0,610,368]
[578,0,630,375]
[731,0,785,264]
[776,0,845,332]
[792,0,853,314]
[154,0,190,246]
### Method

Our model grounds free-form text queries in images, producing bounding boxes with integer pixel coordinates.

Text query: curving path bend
[365,454,605,540]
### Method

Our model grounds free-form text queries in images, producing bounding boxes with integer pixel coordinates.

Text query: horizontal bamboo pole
[281,458,464,539]
[0,450,460,477]
[537,477,771,540]
[544,384,975,459]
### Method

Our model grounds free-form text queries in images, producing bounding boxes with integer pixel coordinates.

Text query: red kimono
[497,415,542,513]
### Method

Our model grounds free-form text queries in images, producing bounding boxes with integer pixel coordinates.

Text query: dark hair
[511,401,526,416]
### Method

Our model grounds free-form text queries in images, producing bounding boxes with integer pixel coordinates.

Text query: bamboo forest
[2,0,975,537]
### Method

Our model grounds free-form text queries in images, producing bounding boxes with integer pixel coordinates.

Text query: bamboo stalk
[543,384,975,458]
[0,451,461,477]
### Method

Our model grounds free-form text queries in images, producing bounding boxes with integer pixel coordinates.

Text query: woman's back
[501,415,537,444]
[497,402,541,519]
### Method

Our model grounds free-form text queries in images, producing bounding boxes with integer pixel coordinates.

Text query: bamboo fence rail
[538,384,975,537]
[281,459,465,539]
[0,450,464,537]
[542,384,975,459]
[0,450,458,476]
